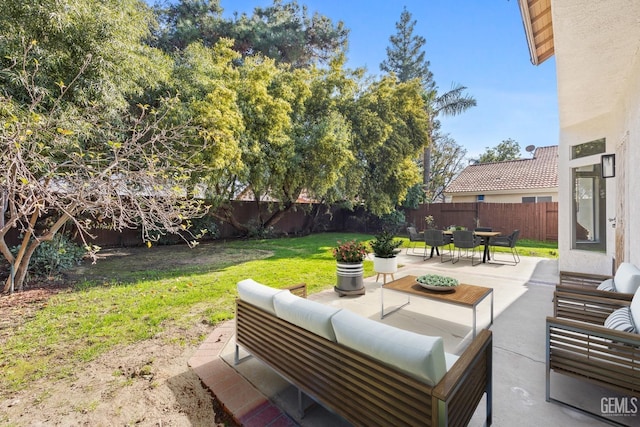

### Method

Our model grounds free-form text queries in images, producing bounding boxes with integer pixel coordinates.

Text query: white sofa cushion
[445,352,459,371]
[273,291,341,341]
[612,263,640,294]
[237,278,288,315]
[331,310,447,386]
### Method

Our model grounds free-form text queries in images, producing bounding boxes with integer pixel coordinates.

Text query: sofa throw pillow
[604,307,637,333]
[612,262,640,294]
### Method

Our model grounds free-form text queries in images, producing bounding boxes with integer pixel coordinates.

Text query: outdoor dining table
[441,230,501,263]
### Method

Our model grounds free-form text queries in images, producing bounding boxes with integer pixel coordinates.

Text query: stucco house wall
[520,0,640,274]
[558,116,615,273]
[554,12,640,273]
[448,190,557,204]
[617,52,640,269]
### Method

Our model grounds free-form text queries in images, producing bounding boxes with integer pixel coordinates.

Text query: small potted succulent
[333,239,368,296]
[369,231,402,275]
[416,274,459,292]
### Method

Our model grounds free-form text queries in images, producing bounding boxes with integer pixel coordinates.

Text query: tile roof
[445,146,558,194]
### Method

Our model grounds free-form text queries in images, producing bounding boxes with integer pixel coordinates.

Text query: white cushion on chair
[613,263,640,294]
[330,309,446,386]
[237,279,288,315]
[273,291,341,341]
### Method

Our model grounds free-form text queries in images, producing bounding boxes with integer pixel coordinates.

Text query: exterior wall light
[601,154,615,178]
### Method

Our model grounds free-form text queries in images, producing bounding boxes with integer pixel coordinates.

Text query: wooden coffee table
[381,275,493,338]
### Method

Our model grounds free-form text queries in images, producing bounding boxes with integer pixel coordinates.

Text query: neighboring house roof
[444,146,558,194]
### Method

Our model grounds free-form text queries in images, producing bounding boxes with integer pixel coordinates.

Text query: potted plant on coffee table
[369,231,403,283]
[333,239,368,296]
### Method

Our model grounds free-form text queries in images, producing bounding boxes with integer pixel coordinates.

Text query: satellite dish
[525,145,536,153]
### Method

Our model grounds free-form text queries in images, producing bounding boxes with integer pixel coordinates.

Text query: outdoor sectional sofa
[235,278,493,427]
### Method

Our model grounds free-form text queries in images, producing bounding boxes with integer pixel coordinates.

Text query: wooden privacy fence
[403,202,558,242]
[5,201,558,248]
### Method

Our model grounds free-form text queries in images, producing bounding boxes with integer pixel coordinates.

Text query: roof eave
[517,0,554,66]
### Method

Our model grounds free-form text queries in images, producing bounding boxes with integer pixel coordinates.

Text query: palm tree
[423,84,476,196]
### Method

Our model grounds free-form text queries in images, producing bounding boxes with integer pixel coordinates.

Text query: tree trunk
[12,240,41,291]
[423,145,431,192]
[211,203,249,235]
[263,200,295,229]
[301,201,331,234]
[4,211,71,292]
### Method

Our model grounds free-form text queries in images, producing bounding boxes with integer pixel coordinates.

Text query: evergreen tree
[380,6,435,92]
[152,0,348,68]
[381,7,476,200]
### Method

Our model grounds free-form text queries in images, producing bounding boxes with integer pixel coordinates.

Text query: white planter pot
[373,256,398,274]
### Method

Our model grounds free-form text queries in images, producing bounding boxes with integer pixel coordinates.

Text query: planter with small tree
[369,231,402,283]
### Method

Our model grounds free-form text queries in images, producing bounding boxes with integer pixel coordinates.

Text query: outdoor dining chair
[452,230,482,265]
[406,226,425,256]
[489,229,520,265]
[424,229,453,262]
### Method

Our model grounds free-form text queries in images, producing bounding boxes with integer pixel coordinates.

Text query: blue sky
[219,0,558,159]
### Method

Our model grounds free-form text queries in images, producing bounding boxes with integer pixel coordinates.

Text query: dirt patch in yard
[1,320,227,426]
[65,241,273,283]
[0,242,270,426]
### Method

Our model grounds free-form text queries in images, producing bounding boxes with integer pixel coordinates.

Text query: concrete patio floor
[191,250,636,426]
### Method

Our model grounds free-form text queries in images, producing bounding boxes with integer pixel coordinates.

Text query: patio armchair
[547,286,640,423]
[554,263,640,324]
[452,230,482,265]
[558,262,640,294]
[489,229,520,265]
[406,226,425,256]
[424,229,453,262]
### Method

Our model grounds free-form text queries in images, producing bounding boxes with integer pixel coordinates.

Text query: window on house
[522,196,553,203]
[477,195,485,202]
[571,138,606,159]
[572,164,606,251]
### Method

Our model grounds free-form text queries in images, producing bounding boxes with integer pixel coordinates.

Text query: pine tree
[380,6,435,92]
[380,7,476,200]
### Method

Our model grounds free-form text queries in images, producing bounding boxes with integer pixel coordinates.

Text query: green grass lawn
[0,232,557,393]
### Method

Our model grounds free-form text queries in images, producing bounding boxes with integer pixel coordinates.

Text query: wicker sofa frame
[235,283,493,427]
[547,288,640,425]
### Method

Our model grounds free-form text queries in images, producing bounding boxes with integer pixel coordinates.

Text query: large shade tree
[348,76,430,216]
[0,0,209,291]
[152,0,349,68]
